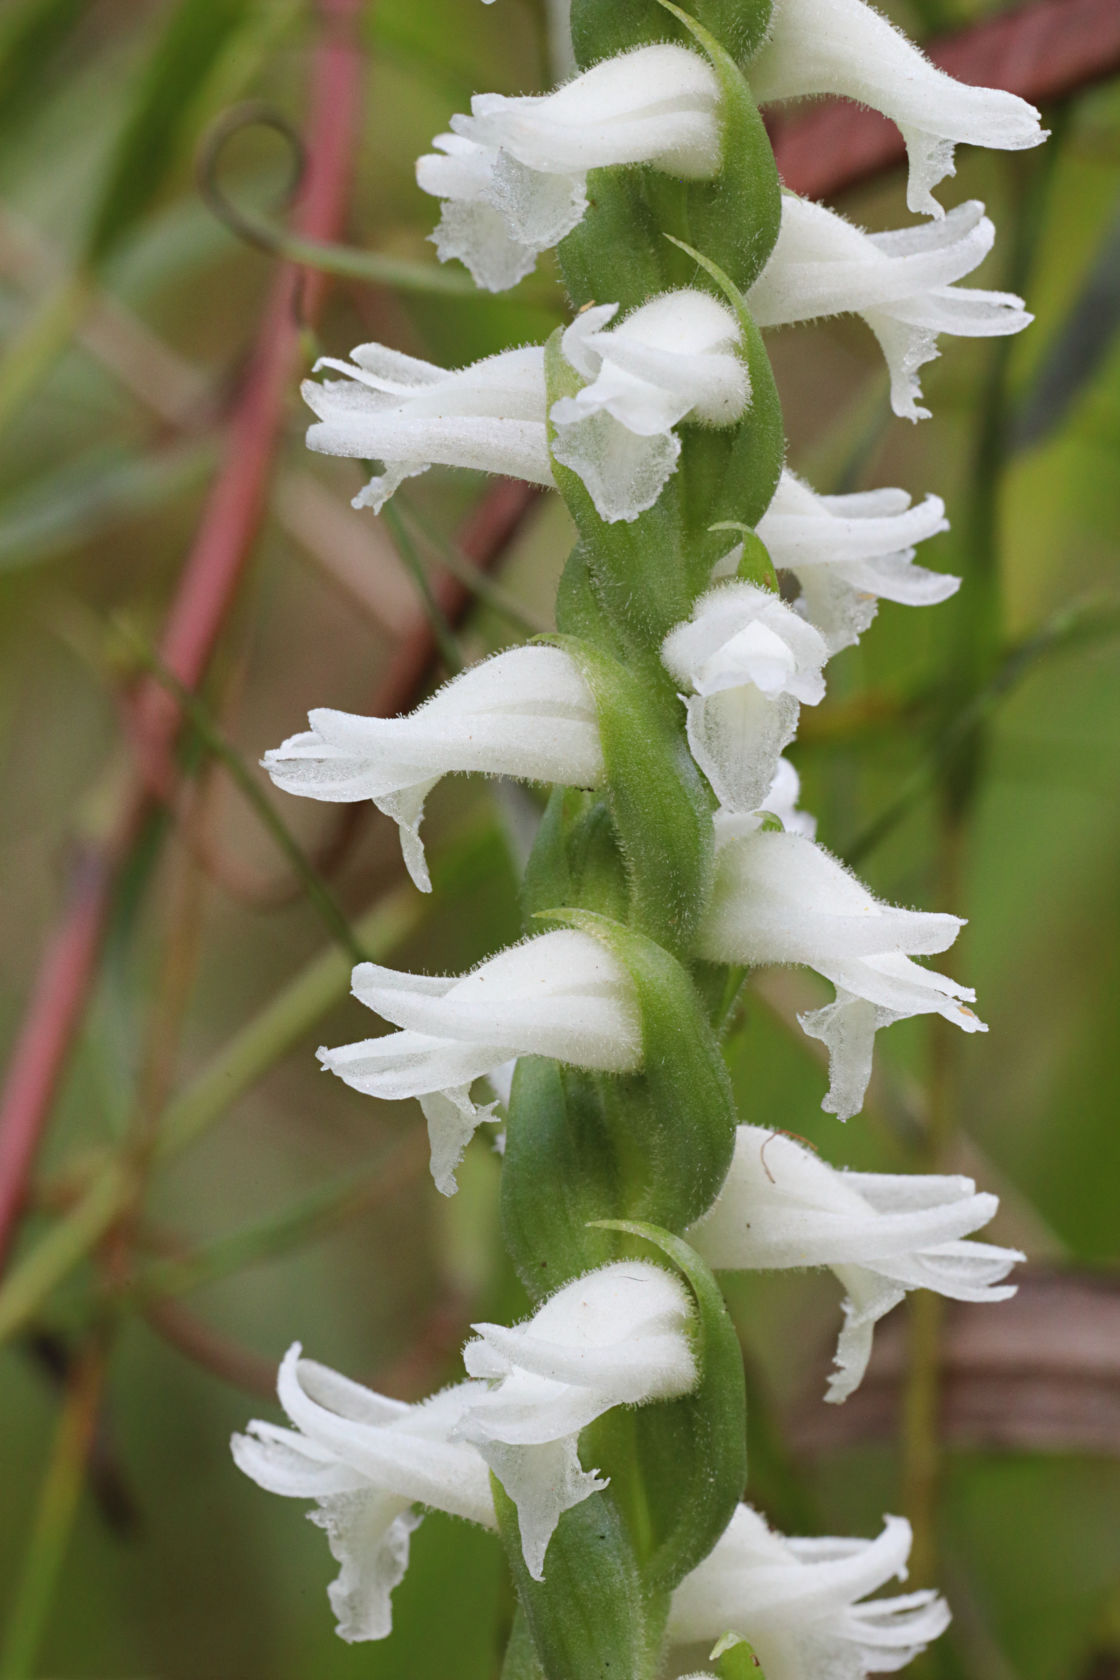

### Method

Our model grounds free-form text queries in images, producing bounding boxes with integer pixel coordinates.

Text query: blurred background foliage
[0,0,1118,1676]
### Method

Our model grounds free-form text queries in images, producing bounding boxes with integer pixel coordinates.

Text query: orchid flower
[262,646,602,892]
[753,469,956,654]
[689,1126,1022,1401]
[303,341,552,513]
[418,45,721,291]
[698,814,987,1119]
[662,582,828,814]
[749,197,1032,420]
[457,1261,697,1578]
[669,1503,951,1680]
[552,289,750,522]
[749,0,1046,216]
[232,1345,494,1642]
[318,930,641,1194]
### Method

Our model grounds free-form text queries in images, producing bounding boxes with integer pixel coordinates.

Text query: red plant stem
[0,0,365,1276]
[771,0,1120,200]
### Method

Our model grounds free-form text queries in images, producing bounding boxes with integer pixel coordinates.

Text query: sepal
[553,636,714,953]
[494,1478,664,1680]
[560,7,779,309]
[542,908,738,1231]
[570,0,775,73]
[590,1221,748,1594]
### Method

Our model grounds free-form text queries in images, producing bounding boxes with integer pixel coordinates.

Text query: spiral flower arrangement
[235,3,1045,1674]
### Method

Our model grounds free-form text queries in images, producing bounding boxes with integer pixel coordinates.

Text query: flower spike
[749,0,1046,217]
[263,646,603,891]
[318,930,642,1194]
[689,1126,1022,1401]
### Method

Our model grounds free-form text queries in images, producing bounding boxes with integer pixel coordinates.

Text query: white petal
[458,45,721,177]
[263,647,603,891]
[551,405,682,523]
[313,1492,422,1642]
[456,1263,696,1575]
[473,1435,606,1581]
[685,687,800,816]
[301,344,554,511]
[349,931,640,1068]
[757,470,954,653]
[748,197,1031,419]
[670,1503,949,1678]
[700,828,984,1118]
[273,1348,495,1525]
[552,291,748,520]
[750,0,1045,216]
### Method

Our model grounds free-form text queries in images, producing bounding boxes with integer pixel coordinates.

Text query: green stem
[0,1336,107,1679]
[381,500,464,676]
[0,271,89,441]
[0,878,423,1346]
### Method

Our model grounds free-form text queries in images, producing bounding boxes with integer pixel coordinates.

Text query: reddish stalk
[0,0,365,1275]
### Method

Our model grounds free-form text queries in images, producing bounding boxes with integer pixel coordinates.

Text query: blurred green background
[0,0,1118,1675]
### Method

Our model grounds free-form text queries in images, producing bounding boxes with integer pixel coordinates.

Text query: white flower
[688,1126,1022,1401]
[697,817,986,1120]
[749,0,1046,217]
[669,1503,950,1680]
[551,289,750,522]
[662,583,828,814]
[303,341,552,513]
[262,646,602,892]
[754,469,956,654]
[418,45,721,291]
[749,197,1031,420]
[318,930,641,1194]
[231,1345,494,1643]
[458,1261,697,1578]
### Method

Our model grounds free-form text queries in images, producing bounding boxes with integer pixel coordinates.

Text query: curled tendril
[196,101,308,258]
[195,101,549,300]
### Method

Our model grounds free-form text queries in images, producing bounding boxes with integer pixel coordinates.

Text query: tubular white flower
[662,582,828,814]
[418,45,721,291]
[262,646,603,892]
[303,341,552,513]
[754,469,956,654]
[749,0,1046,217]
[688,1126,1022,1402]
[458,1261,697,1579]
[698,816,987,1119]
[318,930,642,1194]
[749,197,1032,420]
[232,1345,494,1643]
[551,289,750,522]
[669,1503,951,1680]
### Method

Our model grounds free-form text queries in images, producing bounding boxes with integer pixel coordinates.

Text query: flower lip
[669,1503,951,1677]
